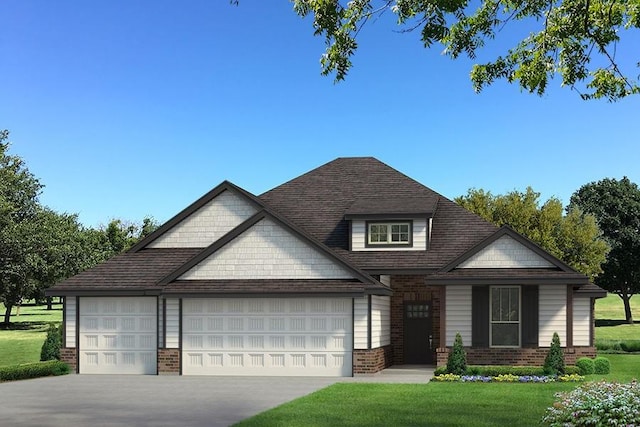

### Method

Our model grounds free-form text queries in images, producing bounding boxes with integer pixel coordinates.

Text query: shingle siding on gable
[539,285,567,347]
[458,235,554,268]
[573,297,591,346]
[179,218,355,280]
[351,219,427,251]
[148,191,257,248]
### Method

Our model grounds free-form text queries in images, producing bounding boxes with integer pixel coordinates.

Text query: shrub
[434,366,447,376]
[542,381,640,426]
[0,361,70,382]
[594,356,611,374]
[564,366,581,375]
[575,357,595,375]
[620,341,640,353]
[543,332,565,375]
[40,324,62,361]
[473,366,546,376]
[446,332,467,375]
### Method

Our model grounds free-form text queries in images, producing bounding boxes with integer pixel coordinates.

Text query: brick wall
[436,346,597,367]
[158,348,180,374]
[60,348,77,373]
[390,276,440,365]
[353,346,393,373]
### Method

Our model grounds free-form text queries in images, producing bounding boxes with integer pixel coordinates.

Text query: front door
[403,301,433,364]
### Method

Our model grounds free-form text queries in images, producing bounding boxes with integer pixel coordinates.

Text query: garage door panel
[183,298,352,376]
[79,297,157,375]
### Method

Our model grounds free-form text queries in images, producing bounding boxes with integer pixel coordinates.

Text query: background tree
[456,187,608,280]
[570,177,640,323]
[289,0,640,101]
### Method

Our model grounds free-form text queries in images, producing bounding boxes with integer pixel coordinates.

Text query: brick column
[60,348,77,373]
[158,349,180,374]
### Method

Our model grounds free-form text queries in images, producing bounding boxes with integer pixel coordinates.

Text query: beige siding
[65,297,77,348]
[371,296,390,348]
[179,218,354,280]
[351,219,428,251]
[148,190,257,248]
[458,235,554,268]
[157,297,164,348]
[165,298,180,349]
[539,285,567,347]
[573,297,591,346]
[353,297,368,350]
[446,286,472,346]
[379,275,391,286]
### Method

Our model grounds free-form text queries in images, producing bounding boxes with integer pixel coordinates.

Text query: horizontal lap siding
[539,285,567,347]
[351,219,427,251]
[573,297,591,346]
[446,286,472,346]
[371,296,390,348]
[353,298,368,350]
[65,297,77,348]
[165,299,180,349]
[158,298,164,348]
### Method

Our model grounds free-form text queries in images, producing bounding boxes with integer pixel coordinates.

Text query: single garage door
[182,298,353,376]
[79,297,157,374]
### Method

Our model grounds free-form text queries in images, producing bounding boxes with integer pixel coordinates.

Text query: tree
[570,177,640,323]
[446,332,467,375]
[288,0,640,101]
[543,332,565,375]
[455,187,608,280]
[100,217,159,255]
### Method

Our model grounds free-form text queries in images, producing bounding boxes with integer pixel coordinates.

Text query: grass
[595,293,640,341]
[0,303,62,367]
[235,354,639,427]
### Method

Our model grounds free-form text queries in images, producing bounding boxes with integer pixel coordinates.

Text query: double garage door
[78,297,352,376]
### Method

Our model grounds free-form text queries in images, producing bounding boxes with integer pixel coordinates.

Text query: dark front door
[403,301,433,364]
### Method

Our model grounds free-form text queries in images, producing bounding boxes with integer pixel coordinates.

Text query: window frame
[365,221,413,247]
[489,285,521,348]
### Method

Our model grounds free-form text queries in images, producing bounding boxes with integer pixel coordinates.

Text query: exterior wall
[436,346,597,367]
[158,297,164,348]
[539,285,567,346]
[180,218,354,280]
[65,297,77,348]
[351,219,427,251]
[353,297,368,350]
[148,190,257,248]
[371,296,391,347]
[158,348,180,374]
[573,297,591,346]
[445,286,472,346]
[390,276,440,365]
[60,348,77,373]
[353,346,393,373]
[458,235,554,268]
[165,298,180,349]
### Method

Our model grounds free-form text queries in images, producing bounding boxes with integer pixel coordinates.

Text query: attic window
[366,222,412,246]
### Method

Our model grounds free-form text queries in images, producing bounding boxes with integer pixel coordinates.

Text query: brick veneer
[436,346,597,367]
[60,347,77,373]
[390,275,440,365]
[158,348,180,374]
[353,346,393,373]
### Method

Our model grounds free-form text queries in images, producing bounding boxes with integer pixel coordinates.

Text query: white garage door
[182,298,353,376]
[79,297,157,374]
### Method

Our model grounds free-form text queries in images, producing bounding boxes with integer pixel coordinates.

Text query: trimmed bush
[594,356,611,374]
[471,366,546,376]
[564,366,581,375]
[543,381,640,426]
[40,324,62,361]
[620,341,640,353]
[575,357,595,375]
[434,366,447,376]
[446,332,467,375]
[543,332,565,375]
[0,361,70,382]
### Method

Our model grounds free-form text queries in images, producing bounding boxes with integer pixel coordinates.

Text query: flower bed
[432,373,585,383]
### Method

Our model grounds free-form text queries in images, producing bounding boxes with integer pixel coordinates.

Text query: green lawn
[235,354,639,427]
[595,293,640,341]
[0,303,62,367]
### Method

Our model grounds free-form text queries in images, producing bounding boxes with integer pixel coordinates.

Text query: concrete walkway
[0,367,433,427]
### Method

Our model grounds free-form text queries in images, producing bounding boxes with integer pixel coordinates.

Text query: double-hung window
[490,286,520,347]
[367,222,411,246]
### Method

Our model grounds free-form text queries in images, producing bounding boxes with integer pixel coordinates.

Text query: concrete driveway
[0,375,340,427]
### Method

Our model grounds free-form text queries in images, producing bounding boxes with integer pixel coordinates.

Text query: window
[490,286,520,347]
[367,222,411,246]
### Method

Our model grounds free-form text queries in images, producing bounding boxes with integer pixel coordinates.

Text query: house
[47,157,605,376]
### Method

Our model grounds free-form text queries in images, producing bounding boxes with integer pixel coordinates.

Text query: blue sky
[2,1,638,228]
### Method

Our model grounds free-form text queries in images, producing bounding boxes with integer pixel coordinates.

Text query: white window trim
[366,221,412,246]
[489,285,521,348]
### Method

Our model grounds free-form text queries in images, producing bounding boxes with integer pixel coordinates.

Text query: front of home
[48,157,605,376]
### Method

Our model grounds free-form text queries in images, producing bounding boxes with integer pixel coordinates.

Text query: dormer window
[367,221,412,246]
